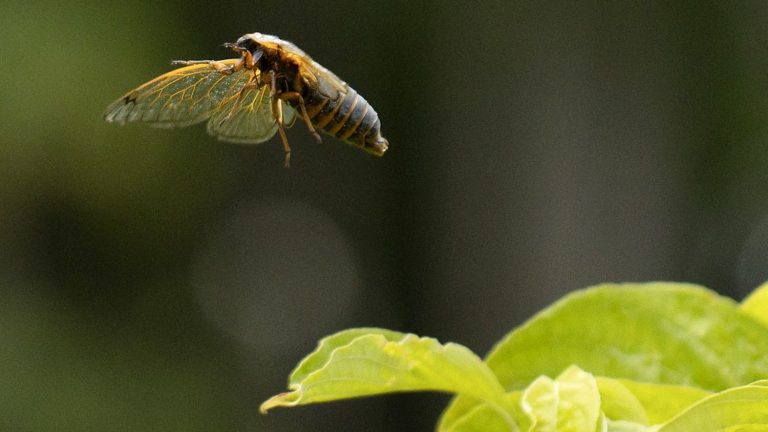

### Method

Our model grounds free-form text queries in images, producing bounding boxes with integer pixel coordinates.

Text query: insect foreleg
[171,58,243,75]
[278,92,322,143]
[269,69,278,98]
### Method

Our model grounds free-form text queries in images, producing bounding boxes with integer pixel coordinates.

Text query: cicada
[104,32,389,166]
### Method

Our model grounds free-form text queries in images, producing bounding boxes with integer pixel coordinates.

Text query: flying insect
[104,32,389,167]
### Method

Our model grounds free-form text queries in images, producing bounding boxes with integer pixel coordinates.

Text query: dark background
[2,1,768,431]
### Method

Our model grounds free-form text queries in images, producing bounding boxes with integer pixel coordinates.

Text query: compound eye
[236,37,258,52]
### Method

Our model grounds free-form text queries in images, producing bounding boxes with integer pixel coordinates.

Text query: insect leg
[279,92,322,143]
[269,70,291,167]
[272,99,291,167]
[171,58,243,75]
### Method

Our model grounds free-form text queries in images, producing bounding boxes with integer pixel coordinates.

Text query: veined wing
[207,84,296,144]
[104,59,250,127]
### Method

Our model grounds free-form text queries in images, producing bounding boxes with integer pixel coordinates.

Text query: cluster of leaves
[261,282,768,431]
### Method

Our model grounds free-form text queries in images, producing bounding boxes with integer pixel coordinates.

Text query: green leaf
[657,380,768,431]
[439,395,524,432]
[485,282,768,391]
[595,378,647,424]
[439,395,509,432]
[440,379,629,431]
[615,379,710,424]
[604,420,650,432]
[287,327,405,386]
[741,281,768,328]
[440,367,604,432]
[521,366,602,432]
[438,367,724,432]
[260,329,514,428]
[439,393,534,432]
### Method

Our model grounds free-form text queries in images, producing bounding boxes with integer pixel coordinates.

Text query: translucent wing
[104,59,250,127]
[207,85,296,144]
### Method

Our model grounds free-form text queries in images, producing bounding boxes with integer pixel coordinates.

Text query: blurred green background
[2,1,768,430]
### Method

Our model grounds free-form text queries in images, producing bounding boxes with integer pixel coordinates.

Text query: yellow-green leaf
[521,366,602,432]
[657,380,768,431]
[287,327,405,386]
[604,420,650,432]
[440,396,523,432]
[616,379,711,424]
[261,329,513,428]
[440,367,606,432]
[485,282,768,391]
[595,378,647,424]
[741,281,768,328]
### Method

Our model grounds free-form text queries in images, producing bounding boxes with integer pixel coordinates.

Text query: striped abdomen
[304,84,388,156]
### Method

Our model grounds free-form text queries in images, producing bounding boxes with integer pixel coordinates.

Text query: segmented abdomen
[305,84,388,156]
